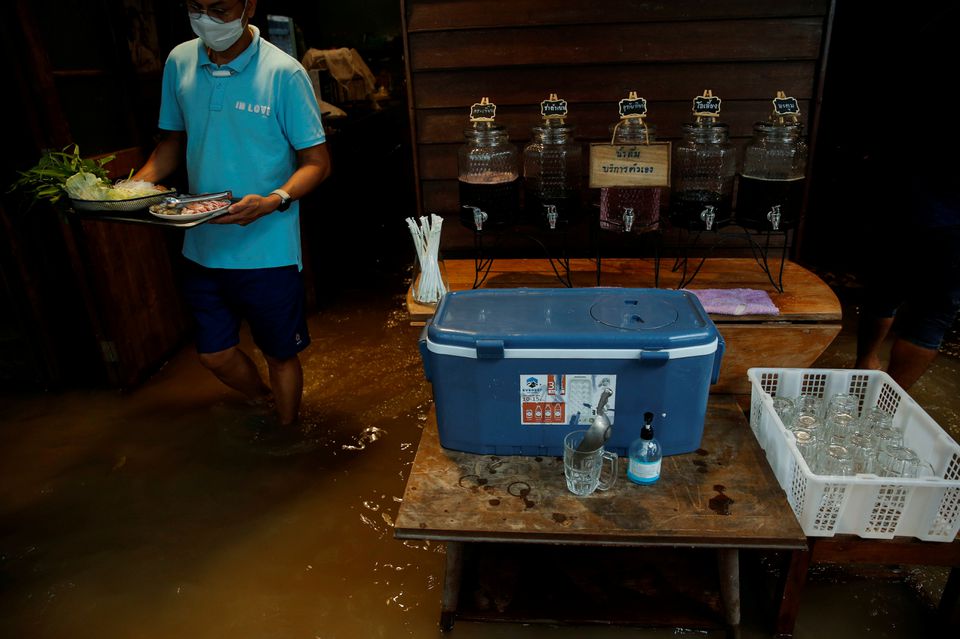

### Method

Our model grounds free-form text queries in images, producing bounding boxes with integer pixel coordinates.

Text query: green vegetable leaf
[6,144,114,209]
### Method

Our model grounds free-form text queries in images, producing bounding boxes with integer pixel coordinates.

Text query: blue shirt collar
[197,25,261,75]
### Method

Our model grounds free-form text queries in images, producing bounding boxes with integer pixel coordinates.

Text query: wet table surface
[395,394,806,549]
[395,394,807,631]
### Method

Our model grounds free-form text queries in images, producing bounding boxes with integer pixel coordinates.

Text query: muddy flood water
[0,270,956,638]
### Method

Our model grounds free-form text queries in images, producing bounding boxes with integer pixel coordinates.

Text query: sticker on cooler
[519,374,616,425]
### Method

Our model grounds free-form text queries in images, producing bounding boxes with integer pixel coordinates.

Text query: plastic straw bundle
[406,214,447,304]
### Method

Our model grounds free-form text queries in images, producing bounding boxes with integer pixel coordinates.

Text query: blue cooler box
[419,288,724,457]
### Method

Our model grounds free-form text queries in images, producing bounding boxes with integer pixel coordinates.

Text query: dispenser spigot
[545,204,558,230]
[767,205,782,231]
[700,205,716,230]
[622,207,635,233]
[463,205,489,231]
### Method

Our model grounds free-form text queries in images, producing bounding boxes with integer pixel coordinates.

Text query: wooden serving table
[778,535,960,635]
[406,257,842,394]
[394,395,807,633]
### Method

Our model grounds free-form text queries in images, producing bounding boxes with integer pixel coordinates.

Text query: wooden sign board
[588,142,671,188]
[773,96,801,116]
[618,97,647,118]
[469,101,497,122]
[693,95,722,117]
[541,98,568,118]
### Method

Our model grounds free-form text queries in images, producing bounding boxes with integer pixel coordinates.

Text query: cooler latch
[639,349,669,364]
[475,339,505,359]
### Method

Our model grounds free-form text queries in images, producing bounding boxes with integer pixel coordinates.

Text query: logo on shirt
[234,100,271,117]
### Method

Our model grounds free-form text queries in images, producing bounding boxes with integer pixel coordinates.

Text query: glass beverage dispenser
[670,90,737,230]
[523,94,582,230]
[599,99,662,233]
[736,92,809,231]
[458,97,520,231]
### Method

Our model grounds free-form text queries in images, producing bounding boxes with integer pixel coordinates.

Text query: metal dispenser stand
[595,204,663,288]
[465,205,585,289]
[670,222,791,293]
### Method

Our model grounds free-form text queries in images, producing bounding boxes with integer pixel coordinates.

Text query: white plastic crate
[748,367,960,541]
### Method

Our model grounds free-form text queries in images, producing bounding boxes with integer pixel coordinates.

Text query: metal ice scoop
[577,389,614,452]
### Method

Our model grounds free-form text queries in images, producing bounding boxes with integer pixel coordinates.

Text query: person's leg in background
[856,316,895,371]
[244,265,311,428]
[855,221,906,374]
[886,339,939,390]
[857,225,960,390]
[199,346,272,401]
[183,261,309,426]
[183,261,273,403]
[264,353,303,426]
[883,245,960,390]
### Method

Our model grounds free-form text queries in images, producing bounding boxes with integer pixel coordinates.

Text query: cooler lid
[427,288,718,352]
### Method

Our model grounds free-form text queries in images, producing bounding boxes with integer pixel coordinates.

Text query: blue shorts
[181,260,310,359]
[862,225,960,350]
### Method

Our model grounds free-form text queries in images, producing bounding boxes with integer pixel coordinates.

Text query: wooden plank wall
[402,0,833,251]
[77,148,190,389]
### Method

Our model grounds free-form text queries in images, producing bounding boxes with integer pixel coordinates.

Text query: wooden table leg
[939,566,960,631]
[440,541,464,632]
[718,548,741,638]
[776,546,812,638]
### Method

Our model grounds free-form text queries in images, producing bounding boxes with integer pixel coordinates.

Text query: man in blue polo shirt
[134,0,330,430]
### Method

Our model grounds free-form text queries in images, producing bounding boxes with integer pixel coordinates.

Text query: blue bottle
[627,412,662,484]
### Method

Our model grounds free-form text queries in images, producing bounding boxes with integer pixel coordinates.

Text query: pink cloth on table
[683,288,780,316]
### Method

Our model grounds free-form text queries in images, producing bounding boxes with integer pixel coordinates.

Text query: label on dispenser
[693,94,722,117]
[589,143,672,188]
[541,98,568,119]
[618,96,648,118]
[469,100,497,122]
[772,96,801,116]
[519,374,616,426]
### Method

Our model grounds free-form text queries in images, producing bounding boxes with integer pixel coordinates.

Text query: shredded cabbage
[64,171,164,200]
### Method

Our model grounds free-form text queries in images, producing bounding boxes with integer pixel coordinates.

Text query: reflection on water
[342,426,388,451]
[0,279,952,639]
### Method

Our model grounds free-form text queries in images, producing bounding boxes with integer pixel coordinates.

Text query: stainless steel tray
[70,190,177,212]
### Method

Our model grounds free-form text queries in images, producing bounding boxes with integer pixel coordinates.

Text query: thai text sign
[589,142,671,188]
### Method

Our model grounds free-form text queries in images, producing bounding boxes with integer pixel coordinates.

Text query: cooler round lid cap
[590,296,679,330]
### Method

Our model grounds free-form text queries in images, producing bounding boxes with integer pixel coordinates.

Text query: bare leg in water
[199,346,271,401]
[886,339,939,391]
[856,315,938,390]
[264,353,303,426]
[197,346,303,426]
[855,315,894,371]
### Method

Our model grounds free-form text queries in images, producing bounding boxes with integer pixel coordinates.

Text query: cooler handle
[638,349,669,363]
[418,322,433,381]
[711,332,726,384]
[476,339,505,359]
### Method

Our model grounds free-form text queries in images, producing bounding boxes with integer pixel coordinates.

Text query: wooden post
[440,541,464,631]
[718,548,741,636]
[776,547,812,639]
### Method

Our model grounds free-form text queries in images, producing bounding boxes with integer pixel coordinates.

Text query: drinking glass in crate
[748,367,960,541]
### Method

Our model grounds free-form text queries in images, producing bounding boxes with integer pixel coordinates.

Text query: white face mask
[190,1,248,52]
